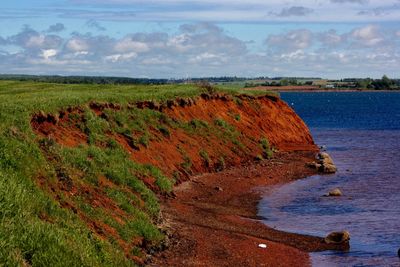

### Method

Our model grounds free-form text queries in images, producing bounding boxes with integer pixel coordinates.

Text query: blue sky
[0,0,399,78]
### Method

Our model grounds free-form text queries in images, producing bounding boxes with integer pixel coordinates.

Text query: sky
[0,0,399,78]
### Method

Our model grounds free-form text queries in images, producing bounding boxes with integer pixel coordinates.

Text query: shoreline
[150,151,348,266]
[243,86,400,93]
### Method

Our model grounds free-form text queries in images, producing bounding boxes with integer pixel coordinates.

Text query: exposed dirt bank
[30,93,343,266]
[150,152,348,267]
[31,94,316,183]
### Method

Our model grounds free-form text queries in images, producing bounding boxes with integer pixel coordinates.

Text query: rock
[215,186,223,191]
[321,157,334,165]
[306,162,320,169]
[316,152,337,173]
[324,231,350,244]
[318,152,330,160]
[322,163,337,173]
[328,188,342,197]
[258,243,267,249]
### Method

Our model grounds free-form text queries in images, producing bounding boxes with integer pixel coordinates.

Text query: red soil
[116,94,317,181]
[30,93,346,266]
[150,152,348,267]
[164,95,316,151]
[31,108,87,147]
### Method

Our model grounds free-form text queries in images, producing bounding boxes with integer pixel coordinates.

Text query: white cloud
[280,50,306,60]
[167,34,192,52]
[26,35,46,48]
[318,30,344,47]
[66,38,89,51]
[266,29,313,52]
[0,22,399,78]
[41,49,57,59]
[114,38,149,53]
[188,52,220,63]
[141,57,171,65]
[105,52,137,62]
[351,25,383,46]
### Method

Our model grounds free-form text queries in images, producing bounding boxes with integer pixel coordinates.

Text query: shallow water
[259,92,400,266]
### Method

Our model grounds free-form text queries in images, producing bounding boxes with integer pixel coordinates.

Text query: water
[259,92,400,266]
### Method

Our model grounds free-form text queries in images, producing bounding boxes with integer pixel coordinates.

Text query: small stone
[324,231,350,244]
[258,243,267,249]
[215,186,223,191]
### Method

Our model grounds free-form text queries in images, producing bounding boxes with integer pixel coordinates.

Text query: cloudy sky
[0,0,399,78]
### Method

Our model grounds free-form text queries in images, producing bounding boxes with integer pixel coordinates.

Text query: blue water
[259,92,400,266]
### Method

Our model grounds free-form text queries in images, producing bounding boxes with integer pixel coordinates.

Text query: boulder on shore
[322,163,337,173]
[324,231,350,244]
[327,188,343,197]
[315,152,337,173]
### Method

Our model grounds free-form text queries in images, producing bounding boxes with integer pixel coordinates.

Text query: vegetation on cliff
[0,80,314,266]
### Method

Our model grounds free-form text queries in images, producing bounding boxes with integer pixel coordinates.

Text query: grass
[260,137,273,159]
[0,80,271,266]
[199,149,210,168]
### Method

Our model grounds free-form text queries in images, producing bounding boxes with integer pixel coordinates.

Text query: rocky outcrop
[307,152,337,174]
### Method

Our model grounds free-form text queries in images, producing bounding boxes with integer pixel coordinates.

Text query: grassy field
[0,80,273,266]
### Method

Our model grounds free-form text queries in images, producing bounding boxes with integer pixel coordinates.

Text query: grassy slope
[0,80,271,266]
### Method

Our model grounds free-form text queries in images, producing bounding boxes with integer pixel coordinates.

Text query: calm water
[259,92,400,266]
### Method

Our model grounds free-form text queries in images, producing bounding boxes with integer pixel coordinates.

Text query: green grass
[199,149,210,168]
[0,80,270,266]
[260,137,273,159]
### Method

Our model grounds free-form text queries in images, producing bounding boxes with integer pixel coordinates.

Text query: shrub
[199,150,210,168]
[197,80,216,94]
[260,137,273,159]
[157,125,170,138]
[215,156,226,172]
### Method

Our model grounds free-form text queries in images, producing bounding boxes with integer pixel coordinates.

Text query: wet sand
[150,151,348,267]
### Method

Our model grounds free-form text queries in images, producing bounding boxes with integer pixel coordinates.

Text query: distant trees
[279,78,298,86]
[0,74,169,85]
[371,75,395,90]
[0,74,398,90]
[356,75,397,90]
[355,78,373,89]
